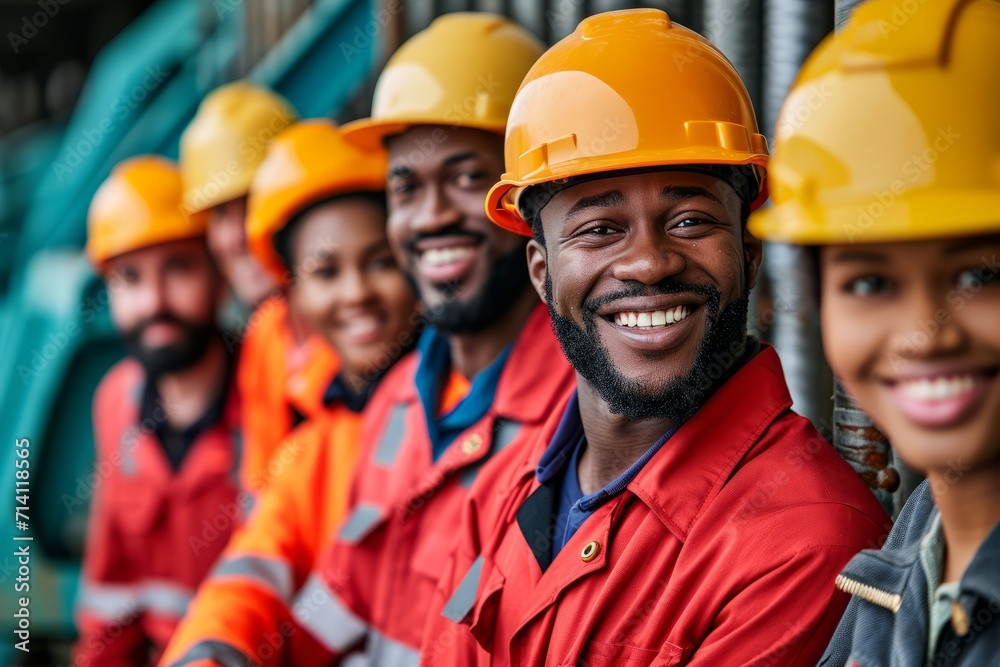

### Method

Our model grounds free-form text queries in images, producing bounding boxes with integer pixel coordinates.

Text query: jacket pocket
[468,566,505,653]
[568,640,684,667]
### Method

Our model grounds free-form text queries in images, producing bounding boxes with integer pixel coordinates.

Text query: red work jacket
[74,359,242,667]
[421,345,891,667]
[305,304,575,666]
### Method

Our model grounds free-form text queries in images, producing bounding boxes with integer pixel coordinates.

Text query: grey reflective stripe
[78,580,192,621]
[338,503,383,544]
[441,555,484,623]
[368,628,420,667]
[460,419,522,487]
[170,639,254,667]
[210,554,293,602]
[373,403,408,465]
[292,573,368,653]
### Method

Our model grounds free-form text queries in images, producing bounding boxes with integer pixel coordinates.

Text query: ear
[743,226,763,291]
[526,239,548,304]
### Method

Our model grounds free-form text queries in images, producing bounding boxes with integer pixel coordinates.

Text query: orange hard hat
[246,119,388,283]
[340,13,544,150]
[180,81,298,213]
[486,8,769,236]
[87,155,209,267]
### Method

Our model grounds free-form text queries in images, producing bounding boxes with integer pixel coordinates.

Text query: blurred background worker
[161,119,420,667]
[749,0,1000,664]
[293,14,574,666]
[75,156,240,667]
[180,81,340,498]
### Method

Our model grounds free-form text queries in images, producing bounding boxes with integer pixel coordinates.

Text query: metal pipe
[760,0,833,433]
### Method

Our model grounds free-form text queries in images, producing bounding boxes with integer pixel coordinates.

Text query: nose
[338,265,375,308]
[409,184,462,234]
[611,225,686,285]
[890,281,966,361]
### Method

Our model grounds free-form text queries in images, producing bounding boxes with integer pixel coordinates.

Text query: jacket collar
[628,344,794,541]
[384,303,573,426]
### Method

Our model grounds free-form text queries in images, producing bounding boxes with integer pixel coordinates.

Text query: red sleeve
[687,543,862,667]
[73,376,148,667]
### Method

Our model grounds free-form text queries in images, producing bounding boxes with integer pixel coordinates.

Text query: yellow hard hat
[87,155,209,266]
[341,12,544,150]
[246,119,389,283]
[486,8,769,236]
[180,81,298,213]
[749,0,1000,245]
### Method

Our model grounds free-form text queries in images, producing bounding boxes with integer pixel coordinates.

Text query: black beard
[547,275,751,423]
[407,244,532,335]
[122,315,217,378]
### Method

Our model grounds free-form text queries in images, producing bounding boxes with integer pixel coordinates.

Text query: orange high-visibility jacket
[237,295,339,495]
[160,395,367,667]
[421,346,892,667]
[299,305,575,667]
[74,358,242,667]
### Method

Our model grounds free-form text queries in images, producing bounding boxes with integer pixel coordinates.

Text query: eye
[956,267,995,290]
[675,217,709,229]
[454,171,487,188]
[311,266,338,280]
[843,275,891,297]
[388,180,417,197]
[369,255,397,271]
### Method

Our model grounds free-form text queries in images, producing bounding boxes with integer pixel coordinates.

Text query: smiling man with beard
[75,156,241,667]
[291,14,575,667]
[421,10,889,667]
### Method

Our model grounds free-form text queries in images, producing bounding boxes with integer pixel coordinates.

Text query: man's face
[384,126,530,334]
[107,238,223,376]
[207,196,278,307]
[821,235,1000,475]
[529,171,761,422]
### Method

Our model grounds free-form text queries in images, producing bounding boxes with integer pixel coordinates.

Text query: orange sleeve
[162,410,362,667]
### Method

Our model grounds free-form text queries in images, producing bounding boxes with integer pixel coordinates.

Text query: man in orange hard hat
[75,156,241,666]
[180,81,338,499]
[422,9,888,666]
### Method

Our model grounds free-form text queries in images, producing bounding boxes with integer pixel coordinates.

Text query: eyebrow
[387,163,413,179]
[566,190,625,216]
[943,236,1000,255]
[661,185,722,205]
[442,151,480,168]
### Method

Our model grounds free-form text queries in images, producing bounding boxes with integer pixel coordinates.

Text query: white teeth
[343,317,379,337]
[899,374,976,401]
[421,246,475,267]
[613,306,691,328]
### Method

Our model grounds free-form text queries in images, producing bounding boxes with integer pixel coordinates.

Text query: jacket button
[581,541,600,562]
[951,601,970,636]
[461,434,483,455]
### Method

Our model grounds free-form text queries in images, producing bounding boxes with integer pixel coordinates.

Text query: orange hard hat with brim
[246,119,388,284]
[486,9,769,237]
[87,155,209,268]
[340,13,544,152]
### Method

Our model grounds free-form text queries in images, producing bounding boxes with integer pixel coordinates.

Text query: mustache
[126,313,194,340]
[403,225,486,255]
[583,280,720,313]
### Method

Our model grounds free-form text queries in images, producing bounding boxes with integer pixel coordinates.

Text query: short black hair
[272,190,387,278]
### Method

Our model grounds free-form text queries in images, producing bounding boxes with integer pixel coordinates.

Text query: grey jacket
[821,480,1000,666]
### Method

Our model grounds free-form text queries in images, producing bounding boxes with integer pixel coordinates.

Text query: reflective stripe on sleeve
[368,628,420,667]
[210,554,294,602]
[441,555,484,623]
[337,503,383,544]
[77,580,193,621]
[169,639,255,667]
[291,572,368,653]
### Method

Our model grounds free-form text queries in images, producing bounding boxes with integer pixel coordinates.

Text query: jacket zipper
[835,574,902,613]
